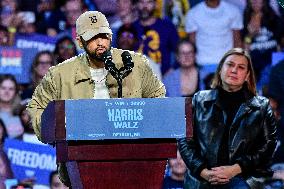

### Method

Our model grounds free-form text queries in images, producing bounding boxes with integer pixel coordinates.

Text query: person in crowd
[49,171,69,189]
[0,119,14,188]
[0,74,24,139]
[18,102,42,145]
[92,0,118,25]
[111,0,138,47]
[53,36,78,65]
[116,24,162,80]
[0,25,10,46]
[46,0,86,36]
[0,0,20,44]
[268,59,284,164]
[16,11,37,34]
[21,50,55,101]
[178,48,277,188]
[185,0,243,89]
[27,11,165,187]
[163,40,199,97]
[0,0,19,28]
[34,0,56,34]
[242,0,284,84]
[131,0,179,76]
[164,0,190,39]
[162,150,187,189]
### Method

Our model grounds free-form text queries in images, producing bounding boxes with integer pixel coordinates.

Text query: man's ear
[76,36,83,49]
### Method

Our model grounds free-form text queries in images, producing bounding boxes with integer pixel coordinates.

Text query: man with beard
[27,11,165,187]
[131,0,179,76]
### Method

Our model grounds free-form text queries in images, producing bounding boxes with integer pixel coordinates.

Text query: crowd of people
[0,0,284,188]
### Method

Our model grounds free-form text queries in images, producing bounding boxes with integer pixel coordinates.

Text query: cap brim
[81,27,112,41]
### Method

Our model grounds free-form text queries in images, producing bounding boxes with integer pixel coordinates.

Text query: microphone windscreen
[121,51,131,62]
[121,51,134,69]
[102,50,112,62]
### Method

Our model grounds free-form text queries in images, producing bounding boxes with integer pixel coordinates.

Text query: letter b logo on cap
[89,16,97,24]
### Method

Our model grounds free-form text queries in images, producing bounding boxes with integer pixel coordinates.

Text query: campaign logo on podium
[65,98,187,140]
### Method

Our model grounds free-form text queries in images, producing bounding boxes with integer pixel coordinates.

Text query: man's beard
[85,47,108,61]
[139,9,155,21]
[80,36,110,61]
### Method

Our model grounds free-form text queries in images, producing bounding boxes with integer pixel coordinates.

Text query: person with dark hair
[21,50,55,101]
[49,171,68,189]
[178,48,277,188]
[242,0,284,83]
[0,74,23,138]
[116,24,162,79]
[53,36,78,64]
[27,11,165,187]
[162,150,187,189]
[116,25,139,50]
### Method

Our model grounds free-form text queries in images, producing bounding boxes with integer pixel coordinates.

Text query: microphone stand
[103,51,133,98]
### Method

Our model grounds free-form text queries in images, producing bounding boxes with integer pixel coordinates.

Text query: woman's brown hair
[210,48,257,95]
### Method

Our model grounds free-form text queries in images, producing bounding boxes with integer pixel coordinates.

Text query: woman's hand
[200,164,242,185]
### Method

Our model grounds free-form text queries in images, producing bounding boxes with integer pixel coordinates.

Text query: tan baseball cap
[76,11,113,41]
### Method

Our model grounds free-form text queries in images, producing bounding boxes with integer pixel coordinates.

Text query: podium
[41,98,192,189]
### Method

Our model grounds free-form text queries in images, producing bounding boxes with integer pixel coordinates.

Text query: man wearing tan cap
[27,11,165,187]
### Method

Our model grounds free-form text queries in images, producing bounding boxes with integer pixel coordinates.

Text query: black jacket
[178,89,277,186]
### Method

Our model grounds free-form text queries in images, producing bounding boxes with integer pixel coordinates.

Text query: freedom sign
[4,139,56,186]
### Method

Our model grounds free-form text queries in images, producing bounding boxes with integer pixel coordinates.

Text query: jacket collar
[204,87,260,109]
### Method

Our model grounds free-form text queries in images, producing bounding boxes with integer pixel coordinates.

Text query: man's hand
[200,164,242,185]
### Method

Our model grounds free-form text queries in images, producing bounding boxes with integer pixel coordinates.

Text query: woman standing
[178,48,277,188]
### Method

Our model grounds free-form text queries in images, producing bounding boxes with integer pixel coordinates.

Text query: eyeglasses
[38,61,52,65]
[120,32,135,39]
[59,44,74,49]
[178,50,195,56]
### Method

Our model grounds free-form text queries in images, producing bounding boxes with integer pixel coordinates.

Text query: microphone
[121,51,134,70]
[121,51,134,79]
[101,50,134,98]
[102,50,118,75]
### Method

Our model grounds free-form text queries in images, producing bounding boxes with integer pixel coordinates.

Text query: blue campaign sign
[0,47,37,83]
[3,139,56,186]
[65,98,186,140]
[15,33,57,52]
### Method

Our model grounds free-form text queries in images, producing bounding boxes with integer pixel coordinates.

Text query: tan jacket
[27,48,165,139]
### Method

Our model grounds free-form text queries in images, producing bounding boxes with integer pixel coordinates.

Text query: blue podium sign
[65,98,186,140]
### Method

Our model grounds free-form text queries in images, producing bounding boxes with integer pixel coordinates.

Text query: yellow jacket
[27,48,165,139]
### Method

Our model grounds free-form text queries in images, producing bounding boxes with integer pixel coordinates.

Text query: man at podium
[27,11,165,187]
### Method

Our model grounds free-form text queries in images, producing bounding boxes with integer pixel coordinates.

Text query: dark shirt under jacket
[217,87,246,166]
